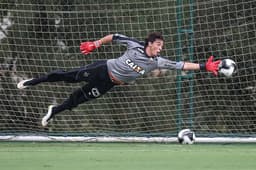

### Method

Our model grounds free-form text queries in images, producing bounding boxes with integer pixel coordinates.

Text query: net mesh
[0,0,255,137]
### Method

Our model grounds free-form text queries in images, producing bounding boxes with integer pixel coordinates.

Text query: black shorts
[73,60,115,97]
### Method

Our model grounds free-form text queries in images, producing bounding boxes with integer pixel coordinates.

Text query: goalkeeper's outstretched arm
[80,34,114,55]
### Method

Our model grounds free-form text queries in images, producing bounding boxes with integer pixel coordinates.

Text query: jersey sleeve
[112,33,144,49]
[157,57,185,70]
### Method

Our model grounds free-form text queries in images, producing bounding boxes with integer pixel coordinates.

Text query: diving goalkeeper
[17,32,221,127]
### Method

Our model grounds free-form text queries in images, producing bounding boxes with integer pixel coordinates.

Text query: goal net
[0,0,255,142]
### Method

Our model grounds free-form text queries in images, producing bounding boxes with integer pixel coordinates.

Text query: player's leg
[41,84,94,127]
[41,81,115,127]
[17,68,83,89]
[17,60,108,89]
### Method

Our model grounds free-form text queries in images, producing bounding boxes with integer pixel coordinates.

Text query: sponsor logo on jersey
[125,59,145,75]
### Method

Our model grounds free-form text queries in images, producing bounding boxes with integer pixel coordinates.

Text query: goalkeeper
[17,32,221,127]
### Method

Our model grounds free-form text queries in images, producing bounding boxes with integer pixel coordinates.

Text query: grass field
[0,142,256,170]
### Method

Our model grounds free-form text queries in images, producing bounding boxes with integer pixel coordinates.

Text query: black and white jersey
[107,34,184,84]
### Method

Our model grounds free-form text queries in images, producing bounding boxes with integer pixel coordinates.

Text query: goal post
[0,0,256,142]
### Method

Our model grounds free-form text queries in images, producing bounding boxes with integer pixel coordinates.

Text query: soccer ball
[218,59,237,77]
[178,129,196,144]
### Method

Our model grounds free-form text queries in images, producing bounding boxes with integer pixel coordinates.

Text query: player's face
[147,39,164,57]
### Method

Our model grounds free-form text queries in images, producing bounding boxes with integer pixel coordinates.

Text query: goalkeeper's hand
[80,40,101,55]
[205,56,221,76]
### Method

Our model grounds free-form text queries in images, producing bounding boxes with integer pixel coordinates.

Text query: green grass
[0,142,256,170]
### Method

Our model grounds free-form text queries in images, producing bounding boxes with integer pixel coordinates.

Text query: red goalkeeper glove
[80,40,101,55]
[201,56,221,76]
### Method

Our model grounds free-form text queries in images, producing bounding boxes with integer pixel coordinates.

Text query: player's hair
[144,32,164,47]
